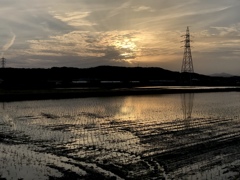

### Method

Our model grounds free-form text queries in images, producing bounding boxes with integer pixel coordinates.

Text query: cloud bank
[0,0,239,74]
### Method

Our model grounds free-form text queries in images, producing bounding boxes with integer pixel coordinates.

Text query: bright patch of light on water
[1,92,240,179]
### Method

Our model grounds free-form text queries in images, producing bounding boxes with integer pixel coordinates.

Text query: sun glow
[114,38,138,61]
[119,39,137,49]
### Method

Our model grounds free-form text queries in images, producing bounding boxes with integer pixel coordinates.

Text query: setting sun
[113,37,138,61]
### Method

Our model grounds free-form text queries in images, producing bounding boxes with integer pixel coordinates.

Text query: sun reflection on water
[1,93,240,179]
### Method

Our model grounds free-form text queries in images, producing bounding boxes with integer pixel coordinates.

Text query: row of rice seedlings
[1,93,240,179]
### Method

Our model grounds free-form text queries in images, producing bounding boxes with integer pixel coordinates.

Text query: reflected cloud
[0,103,17,130]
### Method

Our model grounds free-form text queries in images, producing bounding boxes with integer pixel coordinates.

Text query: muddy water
[0,92,240,179]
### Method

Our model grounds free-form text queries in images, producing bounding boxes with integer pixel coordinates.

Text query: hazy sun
[114,38,138,61]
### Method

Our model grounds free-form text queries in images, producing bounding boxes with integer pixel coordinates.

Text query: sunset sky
[0,0,239,75]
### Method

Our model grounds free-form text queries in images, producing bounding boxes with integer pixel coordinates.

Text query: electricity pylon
[1,57,6,68]
[181,26,194,73]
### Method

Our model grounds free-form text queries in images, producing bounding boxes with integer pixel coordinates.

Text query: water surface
[1,92,240,179]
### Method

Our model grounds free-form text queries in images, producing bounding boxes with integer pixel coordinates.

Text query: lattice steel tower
[1,57,6,68]
[181,26,194,73]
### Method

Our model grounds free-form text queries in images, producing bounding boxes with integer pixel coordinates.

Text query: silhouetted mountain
[0,66,239,89]
[210,73,234,77]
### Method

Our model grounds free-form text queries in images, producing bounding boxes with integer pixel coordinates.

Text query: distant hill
[210,73,234,77]
[0,66,240,88]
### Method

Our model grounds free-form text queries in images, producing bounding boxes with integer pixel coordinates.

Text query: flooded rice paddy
[1,92,240,179]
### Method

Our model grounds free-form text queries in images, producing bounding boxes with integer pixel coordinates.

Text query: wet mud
[1,94,240,179]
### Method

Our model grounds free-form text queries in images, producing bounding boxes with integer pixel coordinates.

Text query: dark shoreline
[1,86,240,102]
